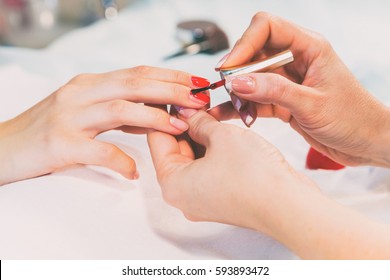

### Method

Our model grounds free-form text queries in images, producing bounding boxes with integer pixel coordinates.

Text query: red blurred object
[3,0,26,8]
[306,147,345,170]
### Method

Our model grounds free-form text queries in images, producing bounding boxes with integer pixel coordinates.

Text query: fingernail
[225,76,233,93]
[176,106,198,118]
[230,94,247,112]
[239,109,254,127]
[230,76,255,93]
[243,102,257,127]
[169,116,189,131]
[191,76,210,88]
[215,52,230,70]
[189,92,210,104]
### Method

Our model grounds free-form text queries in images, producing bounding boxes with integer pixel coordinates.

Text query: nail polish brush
[191,79,226,94]
[191,50,294,95]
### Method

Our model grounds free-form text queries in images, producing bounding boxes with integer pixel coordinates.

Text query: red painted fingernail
[191,92,210,104]
[191,76,210,88]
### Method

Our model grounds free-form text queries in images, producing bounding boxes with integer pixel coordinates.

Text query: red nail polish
[191,76,210,88]
[306,147,345,170]
[193,92,210,104]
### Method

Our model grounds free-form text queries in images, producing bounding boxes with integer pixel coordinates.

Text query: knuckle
[171,84,187,99]
[189,115,218,140]
[69,73,92,84]
[123,76,142,90]
[314,32,329,45]
[106,100,127,118]
[188,117,204,137]
[130,65,152,77]
[274,74,288,94]
[152,109,168,125]
[96,144,117,161]
[53,84,77,104]
[183,213,200,222]
[172,70,190,85]
[313,32,332,50]
[270,75,290,103]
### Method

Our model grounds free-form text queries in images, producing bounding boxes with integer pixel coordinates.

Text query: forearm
[0,121,23,186]
[0,121,14,185]
[258,184,390,259]
[0,119,46,186]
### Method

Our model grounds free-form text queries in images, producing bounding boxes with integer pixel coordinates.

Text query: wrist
[0,119,35,186]
[251,178,390,259]
[247,171,319,237]
[0,121,14,185]
[367,105,390,167]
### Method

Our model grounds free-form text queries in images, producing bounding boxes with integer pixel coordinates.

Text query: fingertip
[132,170,140,180]
[226,76,256,94]
[122,169,139,180]
[185,110,219,147]
[232,73,300,109]
[169,116,189,132]
[214,52,231,70]
[121,156,139,180]
[176,107,198,119]
[220,39,253,69]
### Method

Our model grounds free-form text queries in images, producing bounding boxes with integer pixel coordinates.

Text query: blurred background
[0,0,133,48]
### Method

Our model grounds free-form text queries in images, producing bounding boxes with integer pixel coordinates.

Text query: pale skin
[148,13,390,259]
[0,66,209,185]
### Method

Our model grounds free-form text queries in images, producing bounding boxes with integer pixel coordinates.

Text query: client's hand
[211,12,390,167]
[0,66,210,185]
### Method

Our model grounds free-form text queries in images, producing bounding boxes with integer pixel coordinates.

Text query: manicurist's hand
[0,66,210,185]
[211,12,390,167]
[148,110,390,259]
[148,109,317,233]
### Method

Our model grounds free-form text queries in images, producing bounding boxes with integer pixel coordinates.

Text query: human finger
[208,101,239,121]
[226,73,316,115]
[179,110,221,148]
[81,100,189,135]
[147,130,191,180]
[105,66,209,88]
[72,139,139,179]
[218,12,318,69]
[81,77,210,108]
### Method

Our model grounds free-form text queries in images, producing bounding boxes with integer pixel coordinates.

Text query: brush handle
[219,50,294,77]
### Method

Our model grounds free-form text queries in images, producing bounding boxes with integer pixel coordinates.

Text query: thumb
[226,73,315,113]
[178,109,221,148]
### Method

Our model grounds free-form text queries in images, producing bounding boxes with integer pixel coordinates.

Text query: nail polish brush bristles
[191,79,225,94]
